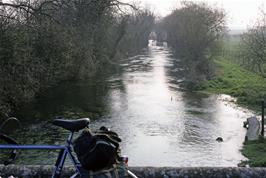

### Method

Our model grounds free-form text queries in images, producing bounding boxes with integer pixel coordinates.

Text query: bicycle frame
[0,131,81,178]
[1,129,139,178]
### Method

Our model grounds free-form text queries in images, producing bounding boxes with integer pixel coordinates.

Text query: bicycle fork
[52,148,68,178]
[52,132,74,178]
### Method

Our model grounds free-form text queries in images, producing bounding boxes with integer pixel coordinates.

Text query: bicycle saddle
[52,118,90,132]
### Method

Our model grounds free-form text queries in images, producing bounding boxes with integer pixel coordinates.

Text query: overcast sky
[123,0,266,30]
[2,0,265,30]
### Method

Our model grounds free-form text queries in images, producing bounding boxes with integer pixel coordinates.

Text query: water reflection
[92,45,253,166]
[9,44,253,167]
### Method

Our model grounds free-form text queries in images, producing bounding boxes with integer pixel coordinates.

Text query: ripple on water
[12,44,253,167]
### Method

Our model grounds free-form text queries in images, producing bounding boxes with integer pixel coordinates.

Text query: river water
[2,43,253,166]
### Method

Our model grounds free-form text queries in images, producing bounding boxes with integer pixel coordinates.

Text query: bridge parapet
[1,165,266,178]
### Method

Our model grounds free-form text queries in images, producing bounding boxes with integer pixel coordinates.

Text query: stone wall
[1,165,266,178]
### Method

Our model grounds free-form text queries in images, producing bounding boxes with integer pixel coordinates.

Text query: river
[1,42,253,167]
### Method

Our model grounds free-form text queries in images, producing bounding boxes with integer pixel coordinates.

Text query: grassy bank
[241,139,266,167]
[203,57,266,111]
[203,57,266,167]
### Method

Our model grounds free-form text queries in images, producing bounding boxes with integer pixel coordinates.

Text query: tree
[118,8,155,56]
[161,2,225,89]
[0,0,154,117]
[240,11,266,76]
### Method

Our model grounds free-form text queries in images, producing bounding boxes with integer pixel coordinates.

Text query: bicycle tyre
[0,133,18,165]
[127,170,138,178]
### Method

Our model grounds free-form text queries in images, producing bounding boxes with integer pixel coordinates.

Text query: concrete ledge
[1,165,266,178]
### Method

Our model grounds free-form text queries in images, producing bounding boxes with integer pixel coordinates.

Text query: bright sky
[124,0,266,30]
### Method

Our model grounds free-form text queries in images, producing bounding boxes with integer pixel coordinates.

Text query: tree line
[155,2,266,91]
[0,0,155,117]
[207,10,266,78]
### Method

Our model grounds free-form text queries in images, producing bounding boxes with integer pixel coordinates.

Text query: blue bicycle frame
[0,131,81,178]
[0,117,138,178]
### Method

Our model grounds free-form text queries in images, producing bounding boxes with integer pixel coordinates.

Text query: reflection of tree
[164,49,185,90]
[123,51,153,73]
[15,76,107,120]
[179,92,221,147]
[0,0,154,118]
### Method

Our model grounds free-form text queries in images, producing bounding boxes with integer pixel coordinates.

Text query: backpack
[73,126,121,171]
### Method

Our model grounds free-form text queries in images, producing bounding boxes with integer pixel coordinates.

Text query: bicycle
[0,118,138,178]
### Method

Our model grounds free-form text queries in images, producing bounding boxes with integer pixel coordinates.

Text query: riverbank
[241,139,266,167]
[202,57,266,167]
[203,57,266,111]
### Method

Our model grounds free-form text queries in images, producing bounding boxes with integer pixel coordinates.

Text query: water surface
[2,44,253,166]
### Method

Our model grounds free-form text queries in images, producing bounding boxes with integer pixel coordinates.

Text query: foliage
[0,0,154,117]
[239,11,266,76]
[118,9,155,56]
[159,2,225,89]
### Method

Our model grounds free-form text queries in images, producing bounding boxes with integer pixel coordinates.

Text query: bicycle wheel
[0,134,18,165]
[128,170,138,178]
[0,117,20,165]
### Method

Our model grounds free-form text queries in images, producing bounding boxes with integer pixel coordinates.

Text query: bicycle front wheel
[128,170,138,178]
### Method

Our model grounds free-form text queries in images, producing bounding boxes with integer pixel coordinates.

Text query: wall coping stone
[1,165,266,178]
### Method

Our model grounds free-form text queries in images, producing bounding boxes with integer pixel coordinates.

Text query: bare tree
[240,10,266,76]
